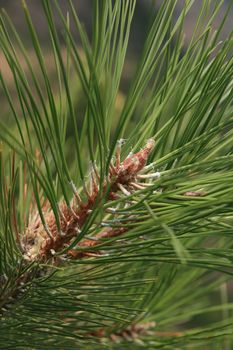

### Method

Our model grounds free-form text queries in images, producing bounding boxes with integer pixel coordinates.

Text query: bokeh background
[1,0,232,99]
[1,0,232,138]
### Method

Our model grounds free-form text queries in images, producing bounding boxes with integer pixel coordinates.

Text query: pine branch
[1,0,233,348]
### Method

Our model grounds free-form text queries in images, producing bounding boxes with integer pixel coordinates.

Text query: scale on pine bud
[23,138,159,261]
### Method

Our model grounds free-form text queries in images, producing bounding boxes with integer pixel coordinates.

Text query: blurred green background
[1,0,232,109]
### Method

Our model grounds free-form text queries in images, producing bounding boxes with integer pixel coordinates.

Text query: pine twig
[23,139,156,261]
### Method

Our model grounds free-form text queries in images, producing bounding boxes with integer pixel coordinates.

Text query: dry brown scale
[23,139,156,261]
[86,321,183,342]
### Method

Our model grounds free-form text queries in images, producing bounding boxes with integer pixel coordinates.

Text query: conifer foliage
[1,1,233,349]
